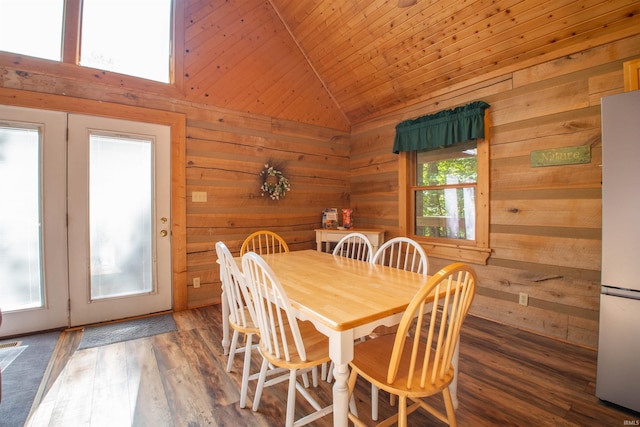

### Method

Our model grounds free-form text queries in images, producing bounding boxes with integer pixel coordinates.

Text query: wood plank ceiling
[183,0,639,130]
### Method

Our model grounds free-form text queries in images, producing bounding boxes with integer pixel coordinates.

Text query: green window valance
[393,101,490,153]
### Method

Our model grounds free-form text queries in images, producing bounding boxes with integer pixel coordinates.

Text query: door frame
[0,88,188,315]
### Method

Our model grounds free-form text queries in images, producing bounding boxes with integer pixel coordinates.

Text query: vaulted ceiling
[182,0,639,130]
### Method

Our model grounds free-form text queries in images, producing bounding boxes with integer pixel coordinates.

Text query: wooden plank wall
[184,113,350,307]
[351,34,640,348]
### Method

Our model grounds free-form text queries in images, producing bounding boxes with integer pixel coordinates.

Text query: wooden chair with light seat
[332,232,374,262]
[215,241,261,409]
[347,262,477,427]
[241,251,333,427]
[240,230,289,256]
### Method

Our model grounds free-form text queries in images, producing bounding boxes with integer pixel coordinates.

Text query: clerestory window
[0,0,173,83]
[0,0,64,61]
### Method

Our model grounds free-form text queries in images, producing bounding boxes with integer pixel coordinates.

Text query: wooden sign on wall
[624,57,640,91]
[530,145,591,167]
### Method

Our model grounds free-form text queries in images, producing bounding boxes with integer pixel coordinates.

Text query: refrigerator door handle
[601,286,640,300]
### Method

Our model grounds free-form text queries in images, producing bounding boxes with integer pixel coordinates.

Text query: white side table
[314,228,385,254]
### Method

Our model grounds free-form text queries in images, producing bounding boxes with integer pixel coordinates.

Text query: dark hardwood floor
[26,305,638,426]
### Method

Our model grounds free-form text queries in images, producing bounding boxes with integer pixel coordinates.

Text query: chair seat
[350,334,454,397]
[260,319,330,370]
[228,306,259,335]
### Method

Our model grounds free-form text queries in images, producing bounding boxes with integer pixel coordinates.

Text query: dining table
[223,249,460,427]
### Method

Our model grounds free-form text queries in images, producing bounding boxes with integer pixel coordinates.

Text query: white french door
[67,114,172,326]
[0,106,68,336]
[0,106,172,336]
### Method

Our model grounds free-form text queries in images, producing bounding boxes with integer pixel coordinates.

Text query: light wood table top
[258,249,426,332]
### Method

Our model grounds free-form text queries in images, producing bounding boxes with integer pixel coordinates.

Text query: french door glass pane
[0,0,64,61]
[90,134,154,299]
[0,126,43,310]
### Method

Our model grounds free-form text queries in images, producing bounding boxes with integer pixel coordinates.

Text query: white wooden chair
[371,236,428,274]
[215,241,260,408]
[347,262,477,427]
[241,251,333,427]
[332,232,374,262]
[369,236,429,419]
[240,230,289,255]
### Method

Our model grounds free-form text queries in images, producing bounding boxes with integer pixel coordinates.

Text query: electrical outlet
[193,277,201,288]
[519,292,528,306]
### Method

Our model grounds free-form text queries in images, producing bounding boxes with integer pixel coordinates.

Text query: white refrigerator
[596,89,640,413]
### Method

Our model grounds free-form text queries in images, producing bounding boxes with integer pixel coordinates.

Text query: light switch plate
[518,292,528,306]
[192,191,207,202]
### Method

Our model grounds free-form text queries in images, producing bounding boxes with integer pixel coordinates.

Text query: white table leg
[332,363,350,427]
[329,331,354,427]
[221,287,230,355]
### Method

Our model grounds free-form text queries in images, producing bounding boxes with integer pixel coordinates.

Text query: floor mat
[0,331,60,427]
[0,344,27,372]
[77,313,176,350]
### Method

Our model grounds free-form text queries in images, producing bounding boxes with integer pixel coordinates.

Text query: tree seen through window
[414,143,477,240]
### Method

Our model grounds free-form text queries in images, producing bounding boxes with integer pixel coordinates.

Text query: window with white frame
[0,0,64,61]
[412,140,478,241]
